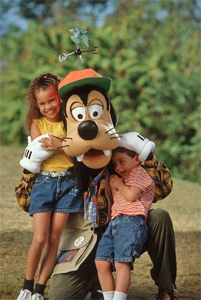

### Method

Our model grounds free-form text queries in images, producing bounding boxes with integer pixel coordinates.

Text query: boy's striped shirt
[111,166,155,220]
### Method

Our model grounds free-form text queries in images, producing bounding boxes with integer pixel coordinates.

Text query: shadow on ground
[1,231,201,299]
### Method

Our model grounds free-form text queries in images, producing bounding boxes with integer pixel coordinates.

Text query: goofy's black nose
[78,120,98,140]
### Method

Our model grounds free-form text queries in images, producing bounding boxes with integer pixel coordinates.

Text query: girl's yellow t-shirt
[34,117,73,172]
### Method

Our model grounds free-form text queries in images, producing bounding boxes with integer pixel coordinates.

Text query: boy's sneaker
[17,289,32,300]
[31,293,44,300]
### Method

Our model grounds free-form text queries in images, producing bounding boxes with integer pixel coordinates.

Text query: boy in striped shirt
[95,132,155,300]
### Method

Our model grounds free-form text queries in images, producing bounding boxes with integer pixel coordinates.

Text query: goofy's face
[61,85,120,169]
[59,69,120,169]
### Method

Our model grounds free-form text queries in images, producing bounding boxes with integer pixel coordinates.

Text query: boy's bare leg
[115,262,131,293]
[95,260,115,291]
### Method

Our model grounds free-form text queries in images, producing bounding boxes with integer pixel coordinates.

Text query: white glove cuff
[20,158,41,174]
[138,141,155,162]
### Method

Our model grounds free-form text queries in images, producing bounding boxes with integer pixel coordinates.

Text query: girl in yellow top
[17,73,83,300]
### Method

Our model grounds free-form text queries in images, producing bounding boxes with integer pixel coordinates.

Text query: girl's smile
[36,86,61,122]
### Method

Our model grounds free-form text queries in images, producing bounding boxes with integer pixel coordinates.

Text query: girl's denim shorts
[95,215,148,263]
[29,173,83,216]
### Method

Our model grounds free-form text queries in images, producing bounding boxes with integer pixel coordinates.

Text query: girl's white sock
[113,291,127,300]
[102,290,115,300]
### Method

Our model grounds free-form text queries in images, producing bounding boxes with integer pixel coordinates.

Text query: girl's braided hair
[25,73,61,132]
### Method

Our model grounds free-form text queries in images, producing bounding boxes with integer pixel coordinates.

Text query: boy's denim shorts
[95,215,148,263]
[29,173,83,216]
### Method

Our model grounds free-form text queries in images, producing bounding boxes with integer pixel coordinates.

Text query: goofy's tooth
[103,150,110,157]
[77,154,84,162]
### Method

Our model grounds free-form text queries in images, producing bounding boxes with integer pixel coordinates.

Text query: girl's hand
[39,134,62,151]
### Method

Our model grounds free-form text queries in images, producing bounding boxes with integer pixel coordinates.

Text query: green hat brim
[59,76,112,99]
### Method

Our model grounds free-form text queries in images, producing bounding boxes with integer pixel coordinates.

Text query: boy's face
[112,151,139,179]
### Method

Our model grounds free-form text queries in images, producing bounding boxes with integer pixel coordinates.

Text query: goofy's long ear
[61,97,69,132]
[62,109,67,132]
[110,101,118,127]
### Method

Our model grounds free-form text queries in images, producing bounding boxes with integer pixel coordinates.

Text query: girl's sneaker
[17,289,32,300]
[31,294,44,300]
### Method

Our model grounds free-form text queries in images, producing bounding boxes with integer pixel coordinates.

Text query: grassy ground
[0,145,201,300]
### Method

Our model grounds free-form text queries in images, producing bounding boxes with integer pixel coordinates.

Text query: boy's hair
[25,73,61,132]
[112,147,137,158]
[107,147,138,175]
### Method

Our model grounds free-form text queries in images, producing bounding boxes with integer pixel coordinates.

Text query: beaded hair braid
[25,73,61,132]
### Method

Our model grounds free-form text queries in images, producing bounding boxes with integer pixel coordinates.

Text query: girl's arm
[39,134,64,152]
[112,175,141,202]
[30,121,62,151]
[30,123,73,162]
[30,122,41,140]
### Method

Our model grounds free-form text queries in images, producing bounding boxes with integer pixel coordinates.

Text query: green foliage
[0,0,200,183]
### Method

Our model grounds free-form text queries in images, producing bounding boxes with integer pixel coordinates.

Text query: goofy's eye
[71,107,86,121]
[88,104,103,120]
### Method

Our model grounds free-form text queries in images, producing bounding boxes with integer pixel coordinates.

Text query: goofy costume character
[49,68,176,300]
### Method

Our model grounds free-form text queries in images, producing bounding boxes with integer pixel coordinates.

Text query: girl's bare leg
[26,212,51,280]
[38,212,69,284]
[95,260,115,291]
[115,262,131,294]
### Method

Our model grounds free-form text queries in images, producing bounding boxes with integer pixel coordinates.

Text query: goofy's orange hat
[58,68,112,99]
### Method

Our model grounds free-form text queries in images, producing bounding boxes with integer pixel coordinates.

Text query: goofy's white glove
[20,134,54,173]
[119,132,155,162]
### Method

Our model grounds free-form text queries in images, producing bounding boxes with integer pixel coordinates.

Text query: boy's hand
[109,174,124,189]
[20,134,54,173]
[109,175,118,196]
